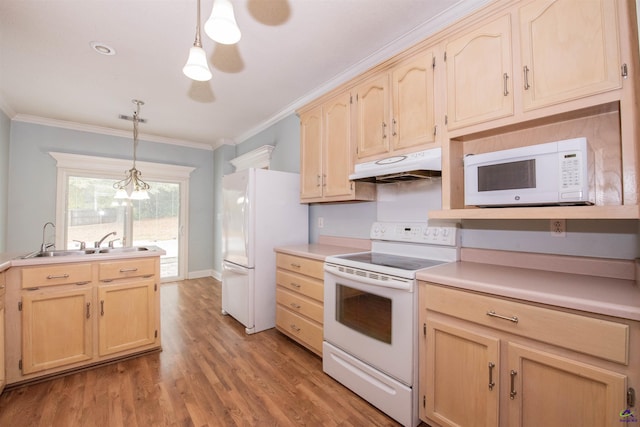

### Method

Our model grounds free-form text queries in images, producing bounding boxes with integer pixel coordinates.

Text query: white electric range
[323,221,459,427]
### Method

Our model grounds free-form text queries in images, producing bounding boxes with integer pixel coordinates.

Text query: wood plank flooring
[0,277,408,426]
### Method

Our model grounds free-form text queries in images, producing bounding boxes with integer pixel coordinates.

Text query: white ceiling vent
[230,145,275,171]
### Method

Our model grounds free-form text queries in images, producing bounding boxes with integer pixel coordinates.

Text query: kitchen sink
[97,247,149,254]
[21,246,150,259]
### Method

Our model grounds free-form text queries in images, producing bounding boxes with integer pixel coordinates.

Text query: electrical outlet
[318,217,324,228]
[550,219,566,237]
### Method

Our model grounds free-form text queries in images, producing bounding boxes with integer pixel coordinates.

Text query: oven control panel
[370,222,458,246]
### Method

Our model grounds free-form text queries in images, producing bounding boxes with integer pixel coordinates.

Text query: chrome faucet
[40,222,55,252]
[95,231,117,248]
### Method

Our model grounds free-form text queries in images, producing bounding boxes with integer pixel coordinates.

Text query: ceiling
[0,0,488,150]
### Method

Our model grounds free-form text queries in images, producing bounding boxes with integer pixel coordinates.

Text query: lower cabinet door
[21,288,93,374]
[425,319,500,427]
[98,279,156,356]
[276,306,322,355]
[507,342,627,427]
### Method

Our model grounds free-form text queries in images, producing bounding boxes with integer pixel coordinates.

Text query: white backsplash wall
[377,178,442,222]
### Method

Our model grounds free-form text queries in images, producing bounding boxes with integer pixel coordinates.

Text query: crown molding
[234,0,492,144]
[230,145,275,171]
[12,114,214,151]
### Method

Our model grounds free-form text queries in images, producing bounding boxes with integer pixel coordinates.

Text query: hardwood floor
[0,277,404,426]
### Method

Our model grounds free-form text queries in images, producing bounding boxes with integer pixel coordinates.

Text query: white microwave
[464,137,594,207]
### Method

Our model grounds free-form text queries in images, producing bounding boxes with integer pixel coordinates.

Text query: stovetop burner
[333,252,447,271]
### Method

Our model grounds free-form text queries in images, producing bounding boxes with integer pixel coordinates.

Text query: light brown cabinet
[355,49,438,161]
[21,286,93,374]
[299,92,375,203]
[5,256,161,385]
[445,0,622,131]
[98,258,158,357]
[519,0,622,111]
[445,13,514,130]
[391,50,437,151]
[275,253,324,356]
[0,271,6,394]
[419,283,636,427]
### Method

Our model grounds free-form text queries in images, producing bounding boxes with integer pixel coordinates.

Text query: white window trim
[50,152,194,281]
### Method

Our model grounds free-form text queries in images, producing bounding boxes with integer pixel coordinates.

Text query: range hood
[349,147,442,183]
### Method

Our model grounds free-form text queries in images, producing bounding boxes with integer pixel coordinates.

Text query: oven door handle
[324,264,413,291]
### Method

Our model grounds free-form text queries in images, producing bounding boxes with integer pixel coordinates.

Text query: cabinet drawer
[424,284,629,364]
[277,287,323,324]
[276,269,323,302]
[21,264,92,288]
[276,253,324,280]
[276,306,323,355]
[99,258,155,281]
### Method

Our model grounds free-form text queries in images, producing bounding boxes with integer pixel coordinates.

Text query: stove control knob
[433,228,440,237]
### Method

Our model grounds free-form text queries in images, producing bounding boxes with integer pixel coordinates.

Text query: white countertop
[417,261,640,321]
[0,246,166,272]
[274,243,365,261]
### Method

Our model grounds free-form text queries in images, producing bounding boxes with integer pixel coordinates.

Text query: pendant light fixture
[114,100,150,200]
[183,0,212,81]
[204,0,241,45]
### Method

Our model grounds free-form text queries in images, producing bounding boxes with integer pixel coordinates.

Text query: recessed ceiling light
[90,41,116,56]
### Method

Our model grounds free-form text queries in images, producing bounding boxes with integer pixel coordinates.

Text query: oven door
[324,266,415,385]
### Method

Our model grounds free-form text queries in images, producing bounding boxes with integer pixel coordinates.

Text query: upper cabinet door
[355,74,391,159]
[392,50,436,151]
[323,92,354,198]
[446,14,514,130]
[299,107,323,200]
[519,0,622,111]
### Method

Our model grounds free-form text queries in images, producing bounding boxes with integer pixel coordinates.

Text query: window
[51,152,193,281]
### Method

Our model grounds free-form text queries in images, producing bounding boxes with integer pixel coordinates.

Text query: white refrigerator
[221,168,309,334]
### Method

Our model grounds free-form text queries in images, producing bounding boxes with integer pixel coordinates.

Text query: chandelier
[183,0,241,81]
[113,99,150,200]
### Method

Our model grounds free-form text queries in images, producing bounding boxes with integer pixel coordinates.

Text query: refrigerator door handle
[223,261,250,275]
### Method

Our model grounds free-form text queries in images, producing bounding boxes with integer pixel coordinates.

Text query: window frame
[50,152,194,281]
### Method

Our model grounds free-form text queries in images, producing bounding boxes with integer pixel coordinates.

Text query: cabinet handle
[316,174,321,188]
[86,302,91,319]
[289,324,301,332]
[290,282,301,289]
[119,268,138,273]
[47,274,69,279]
[289,302,301,310]
[510,370,518,399]
[523,66,530,90]
[381,121,387,139]
[486,310,518,323]
[503,73,509,96]
[488,362,495,390]
[622,63,629,79]
[322,174,326,187]
[0,285,5,290]
[290,263,301,269]
[392,118,397,136]
[100,300,105,316]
